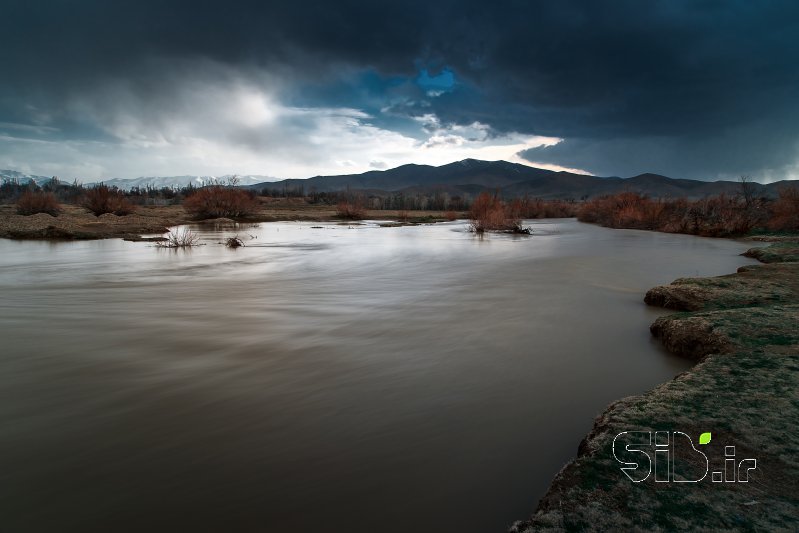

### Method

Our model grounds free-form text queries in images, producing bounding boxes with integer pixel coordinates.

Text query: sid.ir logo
[612,431,757,483]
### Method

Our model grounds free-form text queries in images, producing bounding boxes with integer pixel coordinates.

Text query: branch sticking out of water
[156,229,201,248]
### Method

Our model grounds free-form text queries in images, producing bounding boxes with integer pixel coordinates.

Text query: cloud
[0,64,565,180]
[520,121,799,182]
[1,1,798,180]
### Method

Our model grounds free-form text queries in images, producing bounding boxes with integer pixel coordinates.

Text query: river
[0,219,757,532]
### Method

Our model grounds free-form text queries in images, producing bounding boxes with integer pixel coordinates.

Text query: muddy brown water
[0,219,757,532]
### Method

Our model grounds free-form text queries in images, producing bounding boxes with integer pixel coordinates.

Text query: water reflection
[0,220,756,532]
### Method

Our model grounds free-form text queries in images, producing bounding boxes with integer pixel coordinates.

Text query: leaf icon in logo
[699,432,712,445]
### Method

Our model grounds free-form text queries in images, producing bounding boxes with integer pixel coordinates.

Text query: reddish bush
[578,191,760,237]
[469,192,529,233]
[183,186,257,219]
[16,191,61,216]
[444,210,458,221]
[82,185,135,216]
[113,198,136,216]
[768,187,799,231]
[336,198,367,220]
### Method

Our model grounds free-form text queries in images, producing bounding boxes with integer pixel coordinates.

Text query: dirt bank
[0,204,189,240]
[0,201,458,240]
[510,241,799,531]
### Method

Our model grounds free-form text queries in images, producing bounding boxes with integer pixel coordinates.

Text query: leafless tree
[738,175,756,209]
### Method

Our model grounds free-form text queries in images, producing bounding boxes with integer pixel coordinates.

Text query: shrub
[768,187,799,231]
[577,192,761,237]
[225,236,244,248]
[444,210,458,221]
[336,198,366,220]
[183,186,257,219]
[112,198,136,216]
[82,185,135,216]
[16,191,61,216]
[469,192,530,233]
[156,229,201,248]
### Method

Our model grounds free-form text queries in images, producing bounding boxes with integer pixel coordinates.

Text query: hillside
[4,161,797,199]
[250,160,793,200]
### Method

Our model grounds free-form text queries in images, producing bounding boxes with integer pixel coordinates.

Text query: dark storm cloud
[2,0,799,180]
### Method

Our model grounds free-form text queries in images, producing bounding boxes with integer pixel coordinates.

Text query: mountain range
[3,160,797,199]
[250,159,797,200]
[0,170,273,190]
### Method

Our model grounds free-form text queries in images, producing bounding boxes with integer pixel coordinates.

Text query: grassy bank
[511,241,799,531]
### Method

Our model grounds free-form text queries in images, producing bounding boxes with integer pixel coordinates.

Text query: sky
[1,0,798,182]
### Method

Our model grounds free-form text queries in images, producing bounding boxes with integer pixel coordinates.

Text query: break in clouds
[1,0,799,181]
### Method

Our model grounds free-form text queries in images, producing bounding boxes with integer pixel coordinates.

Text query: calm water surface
[0,219,757,532]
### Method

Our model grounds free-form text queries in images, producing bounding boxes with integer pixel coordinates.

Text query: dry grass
[16,191,61,216]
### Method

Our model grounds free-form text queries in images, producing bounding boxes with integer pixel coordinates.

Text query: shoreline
[0,203,456,241]
[510,240,799,531]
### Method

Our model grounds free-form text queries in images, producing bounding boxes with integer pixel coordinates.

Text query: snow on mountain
[1,171,276,190]
[85,174,274,190]
[0,169,55,185]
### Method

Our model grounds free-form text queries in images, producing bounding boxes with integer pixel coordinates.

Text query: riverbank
[0,201,456,240]
[511,240,799,531]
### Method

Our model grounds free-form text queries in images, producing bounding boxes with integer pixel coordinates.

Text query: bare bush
[16,191,61,216]
[444,210,458,221]
[183,186,257,219]
[577,191,762,237]
[768,187,799,231]
[336,197,367,220]
[469,192,530,234]
[156,229,201,248]
[82,185,136,216]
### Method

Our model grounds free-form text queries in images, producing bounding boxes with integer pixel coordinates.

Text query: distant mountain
[0,169,54,186]
[1,171,276,190]
[260,159,559,194]
[4,161,797,198]
[88,174,273,190]
[249,160,796,200]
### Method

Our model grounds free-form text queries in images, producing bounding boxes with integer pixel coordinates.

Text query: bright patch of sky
[0,64,583,180]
